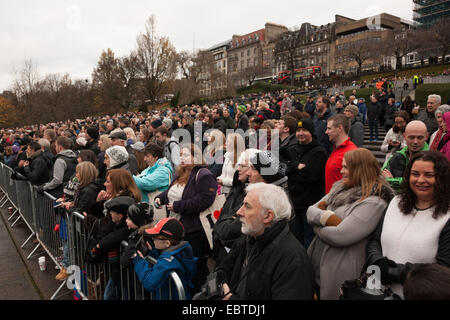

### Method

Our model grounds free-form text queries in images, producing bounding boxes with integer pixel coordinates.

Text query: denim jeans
[368,119,379,141]
[103,277,128,300]
[62,240,70,269]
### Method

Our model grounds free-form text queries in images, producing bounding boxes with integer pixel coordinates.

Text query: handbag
[83,220,105,264]
[196,169,226,250]
[339,273,399,300]
[147,166,172,222]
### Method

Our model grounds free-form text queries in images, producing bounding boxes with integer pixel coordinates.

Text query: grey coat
[306,181,394,300]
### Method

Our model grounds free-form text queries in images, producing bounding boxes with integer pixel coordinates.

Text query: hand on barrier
[36,185,45,194]
[10,172,18,180]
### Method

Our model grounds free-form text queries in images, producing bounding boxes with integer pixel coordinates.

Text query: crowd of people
[0,83,449,300]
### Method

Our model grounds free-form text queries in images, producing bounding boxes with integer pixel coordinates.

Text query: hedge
[236,82,298,95]
[344,87,376,104]
[415,84,450,108]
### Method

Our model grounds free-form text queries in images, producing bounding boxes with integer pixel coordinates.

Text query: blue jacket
[133,158,173,203]
[133,241,198,300]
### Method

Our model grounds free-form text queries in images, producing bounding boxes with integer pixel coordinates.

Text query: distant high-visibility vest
[376,81,383,89]
[414,75,419,84]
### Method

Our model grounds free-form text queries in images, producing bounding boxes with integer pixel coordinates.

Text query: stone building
[227,23,287,87]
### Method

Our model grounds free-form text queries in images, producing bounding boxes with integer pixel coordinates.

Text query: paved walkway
[0,210,42,300]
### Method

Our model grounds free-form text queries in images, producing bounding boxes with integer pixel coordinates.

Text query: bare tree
[428,18,450,63]
[381,29,422,69]
[275,29,304,86]
[343,38,380,76]
[135,15,177,111]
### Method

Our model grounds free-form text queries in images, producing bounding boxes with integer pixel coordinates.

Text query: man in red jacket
[324,114,358,193]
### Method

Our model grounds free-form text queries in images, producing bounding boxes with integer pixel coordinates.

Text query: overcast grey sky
[0,0,414,92]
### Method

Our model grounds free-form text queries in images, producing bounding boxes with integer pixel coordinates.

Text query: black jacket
[85,139,101,156]
[279,133,299,164]
[312,108,333,155]
[216,220,315,300]
[285,139,327,209]
[21,150,53,186]
[212,171,246,263]
[70,181,103,217]
[367,101,381,121]
[214,117,227,134]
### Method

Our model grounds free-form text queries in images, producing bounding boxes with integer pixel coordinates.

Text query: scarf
[430,128,444,151]
[326,180,394,211]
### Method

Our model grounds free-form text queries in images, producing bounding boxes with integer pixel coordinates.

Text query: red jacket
[325,138,357,194]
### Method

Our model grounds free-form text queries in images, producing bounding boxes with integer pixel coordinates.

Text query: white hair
[246,183,291,222]
[428,94,442,105]
[435,104,450,118]
[237,148,260,166]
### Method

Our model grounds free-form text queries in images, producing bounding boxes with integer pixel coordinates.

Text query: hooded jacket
[133,157,173,203]
[381,143,429,191]
[44,149,78,198]
[134,241,198,300]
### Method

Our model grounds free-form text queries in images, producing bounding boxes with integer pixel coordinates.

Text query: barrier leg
[0,196,9,207]
[7,208,18,221]
[11,214,22,228]
[50,280,69,300]
[21,232,36,248]
[27,242,42,260]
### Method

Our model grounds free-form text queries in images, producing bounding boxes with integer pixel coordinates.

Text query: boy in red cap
[133,218,198,300]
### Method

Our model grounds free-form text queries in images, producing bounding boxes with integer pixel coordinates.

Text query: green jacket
[381,143,429,191]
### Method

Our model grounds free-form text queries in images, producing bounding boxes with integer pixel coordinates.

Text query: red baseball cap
[144,218,184,241]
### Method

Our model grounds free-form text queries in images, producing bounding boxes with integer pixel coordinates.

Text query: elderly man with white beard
[213,183,315,300]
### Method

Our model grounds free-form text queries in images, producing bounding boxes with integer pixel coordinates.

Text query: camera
[199,272,224,300]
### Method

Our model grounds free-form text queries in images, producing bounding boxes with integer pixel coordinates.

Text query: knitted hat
[86,127,99,140]
[131,141,145,152]
[151,119,163,129]
[297,118,315,136]
[127,202,154,227]
[144,218,184,241]
[344,105,359,117]
[249,151,287,184]
[162,118,173,129]
[237,105,247,113]
[76,137,87,147]
[105,196,136,215]
[106,146,129,168]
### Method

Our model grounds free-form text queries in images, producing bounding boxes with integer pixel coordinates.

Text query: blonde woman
[123,127,137,145]
[205,129,225,178]
[217,133,246,195]
[306,148,394,300]
[98,134,112,185]
[62,161,103,216]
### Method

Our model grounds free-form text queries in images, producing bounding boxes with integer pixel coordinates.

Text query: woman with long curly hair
[366,150,450,299]
[307,148,394,299]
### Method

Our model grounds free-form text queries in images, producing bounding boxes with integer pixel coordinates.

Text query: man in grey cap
[344,105,364,148]
[109,129,140,175]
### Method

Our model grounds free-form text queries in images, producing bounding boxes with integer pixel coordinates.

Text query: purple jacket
[156,166,217,234]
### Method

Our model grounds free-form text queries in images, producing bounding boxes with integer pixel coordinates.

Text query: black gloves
[10,172,18,180]
[36,185,45,194]
[374,257,397,285]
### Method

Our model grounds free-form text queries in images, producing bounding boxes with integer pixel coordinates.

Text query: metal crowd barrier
[0,162,186,300]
